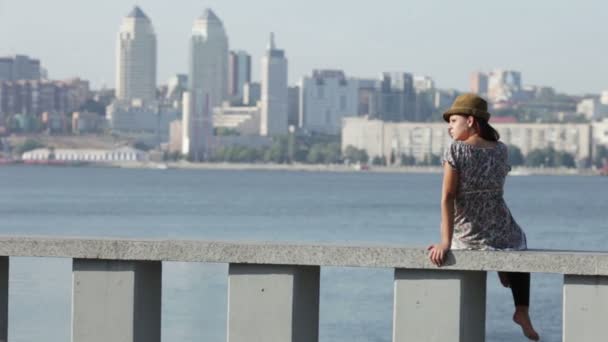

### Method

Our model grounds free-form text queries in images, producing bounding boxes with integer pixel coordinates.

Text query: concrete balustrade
[563,275,608,341]
[0,237,607,342]
[393,269,486,342]
[72,259,161,342]
[227,264,320,342]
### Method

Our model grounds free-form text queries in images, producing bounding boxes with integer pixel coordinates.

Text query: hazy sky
[1,0,606,94]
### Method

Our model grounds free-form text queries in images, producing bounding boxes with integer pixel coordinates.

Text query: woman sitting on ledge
[427,94,540,341]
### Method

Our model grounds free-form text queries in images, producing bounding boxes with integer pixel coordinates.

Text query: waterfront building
[342,117,592,165]
[22,146,148,162]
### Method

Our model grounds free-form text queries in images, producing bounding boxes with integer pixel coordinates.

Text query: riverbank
[106,160,601,176]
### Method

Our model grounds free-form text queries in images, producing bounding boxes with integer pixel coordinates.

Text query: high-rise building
[228,51,251,101]
[413,76,435,92]
[115,6,157,103]
[299,70,358,134]
[469,72,488,95]
[487,69,522,103]
[0,55,41,81]
[260,33,288,136]
[182,8,229,159]
[288,86,300,127]
[0,79,89,117]
[377,72,416,121]
[243,82,261,106]
[356,78,378,116]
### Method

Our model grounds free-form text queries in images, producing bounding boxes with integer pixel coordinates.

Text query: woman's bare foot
[498,272,511,288]
[513,308,540,341]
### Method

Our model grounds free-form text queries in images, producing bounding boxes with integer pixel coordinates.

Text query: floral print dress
[443,140,527,250]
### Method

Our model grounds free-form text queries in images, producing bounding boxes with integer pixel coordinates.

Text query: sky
[0,0,606,94]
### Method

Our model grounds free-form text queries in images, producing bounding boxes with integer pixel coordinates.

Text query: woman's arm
[428,162,459,266]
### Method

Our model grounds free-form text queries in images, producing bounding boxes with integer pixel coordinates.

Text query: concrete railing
[0,236,607,342]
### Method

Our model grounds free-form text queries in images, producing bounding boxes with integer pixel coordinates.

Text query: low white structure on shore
[22,146,148,162]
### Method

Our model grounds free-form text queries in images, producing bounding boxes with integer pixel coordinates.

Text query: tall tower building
[182,8,229,159]
[228,50,251,101]
[470,71,488,95]
[115,6,157,103]
[260,33,288,136]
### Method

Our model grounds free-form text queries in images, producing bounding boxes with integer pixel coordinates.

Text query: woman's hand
[427,242,450,266]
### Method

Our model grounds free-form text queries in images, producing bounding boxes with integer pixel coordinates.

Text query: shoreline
[3,159,600,176]
[105,161,600,176]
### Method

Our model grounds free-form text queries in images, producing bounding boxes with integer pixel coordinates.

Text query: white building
[165,74,187,109]
[413,75,435,92]
[299,70,358,134]
[342,117,592,165]
[496,123,591,161]
[213,103,261,136]
[592,119,608,147]
[260,33,288,136]
[22,147,148,163]
[115,6,157,103]
[577,98,608,120]
[601,90,608,105]
[182,8,229,159]
[106,100,178,139]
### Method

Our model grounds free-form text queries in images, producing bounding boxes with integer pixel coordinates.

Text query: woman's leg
[503,272,539,341]
[506,272,530,306]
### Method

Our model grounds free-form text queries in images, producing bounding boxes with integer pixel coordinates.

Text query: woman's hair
[473,117,500,141]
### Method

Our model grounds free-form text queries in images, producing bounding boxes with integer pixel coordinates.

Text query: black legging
[501,272,530,306]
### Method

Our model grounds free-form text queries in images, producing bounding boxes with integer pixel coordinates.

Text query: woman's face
[447,115,475,140]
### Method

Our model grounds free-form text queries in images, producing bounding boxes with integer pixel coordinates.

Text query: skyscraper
[260,33,288,136]
[182,8,229,159]
[228,51,251,101]
[115,6,157,103]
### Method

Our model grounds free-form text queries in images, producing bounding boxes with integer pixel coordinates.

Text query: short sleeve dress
[443,140,527,250]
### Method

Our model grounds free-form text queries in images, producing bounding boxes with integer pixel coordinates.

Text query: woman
[427,93,539,341]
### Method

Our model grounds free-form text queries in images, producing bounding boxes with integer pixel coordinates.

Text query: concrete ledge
[0,236,607,275]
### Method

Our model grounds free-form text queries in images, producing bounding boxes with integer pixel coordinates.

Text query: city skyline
[1,0,607,94]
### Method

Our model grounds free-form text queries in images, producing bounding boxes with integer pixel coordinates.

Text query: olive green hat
[443,93,491,122]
